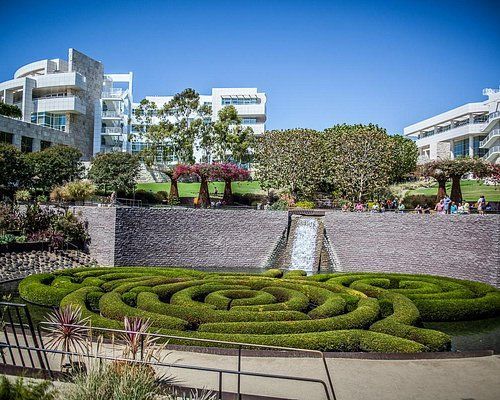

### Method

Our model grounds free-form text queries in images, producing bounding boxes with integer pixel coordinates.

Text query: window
[453,138,469,158]
[241,118,257,124]
[221,97,260,106]
[0,131,13,144]
[21,136,33,153]
[473,136,488,157]
[31,112,66,131]
[40,140,51,150]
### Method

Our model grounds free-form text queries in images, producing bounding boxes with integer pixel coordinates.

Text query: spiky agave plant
[45,305,89,367]
[121,316,159,361]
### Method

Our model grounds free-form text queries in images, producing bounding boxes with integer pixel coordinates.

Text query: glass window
[242,118,257,124]
[30,112,66,131]
[21,136,33,153]
[221,97,260,105]
[473,136,488,157]
[453,138,469,158]
[0,131,13,144]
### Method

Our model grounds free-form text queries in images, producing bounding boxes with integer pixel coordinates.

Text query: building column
[449,139,455,159]
[12,134,22,150]
[469,114,474,124]
[32,138,41,152]
[469,136,474,157]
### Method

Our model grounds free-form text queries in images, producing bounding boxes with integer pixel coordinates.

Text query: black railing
[0,303,336,400]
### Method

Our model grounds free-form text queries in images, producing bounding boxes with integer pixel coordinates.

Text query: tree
[25,145,82,193]
[88,152,140,194]
[0,144,32,197]
[212,163,250,204]
[255,129,324,200]
[389,134,418,183]
[190,163,214,207]
[323,124,394,202]
[0,102,22,119]
[419,160,449,200]
[212,106,254,164]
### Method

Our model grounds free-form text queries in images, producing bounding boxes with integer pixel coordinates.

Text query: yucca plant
[45,305,89,368]
[171,388,217,400]
[121,316,167,362]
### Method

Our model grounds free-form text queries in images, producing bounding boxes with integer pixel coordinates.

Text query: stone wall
[74,207,288,269]
[324,212,500,287]
[113,208,288,269]
[72,206,116,266]
[0,115,74,150]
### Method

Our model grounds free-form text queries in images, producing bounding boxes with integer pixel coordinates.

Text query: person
[450,202,458,214]
[414,204,422,214]
[397,202,405,213]
[477,195,486,215]
[443,195,451,214]
[392,198,398,210]
[463,201,470,214]
[108,191,116,207]
[435,199,444,214]
[214,186,219,196]
[422,204,431,214]
[355,202,364,212]
[457,203,464,214]
[371,203,379,213]
[341,203,350,212]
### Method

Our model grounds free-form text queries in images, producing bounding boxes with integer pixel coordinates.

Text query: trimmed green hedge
[18,267,500,353]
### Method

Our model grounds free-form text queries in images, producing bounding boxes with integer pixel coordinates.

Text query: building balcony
[415,122,485,146]
[102,89,124,99]
[481,111,500,133]
[483,145,500,162]
[102,111,122,119]
[35,72,86,91]
[102,127,123,134]
[479,128,500,148]
[232,103,266,118]
[33,96,85,114]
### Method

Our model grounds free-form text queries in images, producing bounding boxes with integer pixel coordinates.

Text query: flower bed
[18,268,500,352]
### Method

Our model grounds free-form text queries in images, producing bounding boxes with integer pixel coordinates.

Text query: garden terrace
[18,267,500,353]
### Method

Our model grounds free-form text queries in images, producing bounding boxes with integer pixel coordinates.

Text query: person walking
[477,195,486,215]
[443,195,451,214]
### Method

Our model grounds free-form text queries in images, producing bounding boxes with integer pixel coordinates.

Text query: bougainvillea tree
[213,163,250,204]
[190,163,214,207]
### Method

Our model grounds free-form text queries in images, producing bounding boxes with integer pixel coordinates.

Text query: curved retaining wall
[324,212,500,287]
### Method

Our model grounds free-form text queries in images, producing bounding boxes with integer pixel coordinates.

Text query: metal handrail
[483,145,500,160]
[37,321,336,400]
[479,128,500,147]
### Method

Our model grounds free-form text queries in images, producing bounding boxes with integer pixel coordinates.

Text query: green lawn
[136,181,265,197]
[407,180,500,202]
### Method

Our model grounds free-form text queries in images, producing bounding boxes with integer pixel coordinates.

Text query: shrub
[14,189,31,203]
[268,199,288,211]
[294,200,315,209]
[60,180,96,202]
[403,194,436,209]
[18,268,500,353]
[0,376,57,400]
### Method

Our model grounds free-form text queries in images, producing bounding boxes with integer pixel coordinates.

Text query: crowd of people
[341,195,491,215]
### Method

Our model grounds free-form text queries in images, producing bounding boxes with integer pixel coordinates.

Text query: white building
[404,87,500,164]
[0,49,104,159]
[93,73,134,155]
[131,87,267,162]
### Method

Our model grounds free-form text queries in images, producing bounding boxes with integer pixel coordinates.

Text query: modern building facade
[131,87,267,163]
[0,49,104,160]
[93,73,134,155]
[404,87,500,164]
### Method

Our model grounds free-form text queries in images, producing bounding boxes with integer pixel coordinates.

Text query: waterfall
[290,217,319,271]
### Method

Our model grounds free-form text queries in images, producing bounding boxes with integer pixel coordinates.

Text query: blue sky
[1,0,499,134]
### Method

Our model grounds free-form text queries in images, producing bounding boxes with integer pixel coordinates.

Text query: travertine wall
[324,212,500,287]
[75,207,288,269]
[0,115,74,149]
[113,208,288,269]
[72,206,116,266]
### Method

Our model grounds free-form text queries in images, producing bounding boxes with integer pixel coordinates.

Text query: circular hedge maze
[18,267,500,353]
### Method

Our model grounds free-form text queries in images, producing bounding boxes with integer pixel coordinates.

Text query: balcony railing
[418,120,485,139]
[479,128,500,148]
[483,88,500,96]
[483,145,500,160]
[102,89,124,98]
[101,127,123,134]
[488,111,500,122]
[102,111,121,118]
